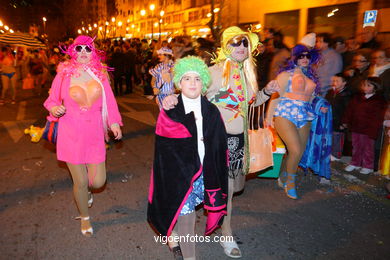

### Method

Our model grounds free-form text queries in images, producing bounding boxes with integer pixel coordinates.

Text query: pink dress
[44,68,122,164]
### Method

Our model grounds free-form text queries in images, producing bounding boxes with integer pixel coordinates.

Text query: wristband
[110,123,120,129]
[263,88,271,97]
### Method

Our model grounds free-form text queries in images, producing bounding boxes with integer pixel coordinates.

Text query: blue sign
[363,10,378,27]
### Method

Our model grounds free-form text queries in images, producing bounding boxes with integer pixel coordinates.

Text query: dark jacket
[346,67,369,96]
[147,95,228,237]
[360,39,381,50]
[378,68,390,102]
[108,51,126,76]
[342,93,386,139]
[123,49,136,74]
[325,88,352,132]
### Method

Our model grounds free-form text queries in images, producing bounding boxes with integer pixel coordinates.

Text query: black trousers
[124,72,134,94]
[113,74,123,96]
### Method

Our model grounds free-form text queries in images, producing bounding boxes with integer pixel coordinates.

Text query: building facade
[86,0,389,45]
[111,0,222,39]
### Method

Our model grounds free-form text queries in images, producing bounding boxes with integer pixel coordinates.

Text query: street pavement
[0,87,389,260]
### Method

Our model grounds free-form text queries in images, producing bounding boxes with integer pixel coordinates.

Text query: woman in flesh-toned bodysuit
[266,42,321,200]
[44,36,122,237]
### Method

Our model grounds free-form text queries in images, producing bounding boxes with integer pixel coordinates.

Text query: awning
[0,32,46,48]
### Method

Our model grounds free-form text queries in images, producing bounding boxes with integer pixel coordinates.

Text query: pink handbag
[248,103,274,173]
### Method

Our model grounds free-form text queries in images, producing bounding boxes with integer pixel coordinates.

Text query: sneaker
[359,168,373,175]
[11,100,16,105]
[344,165,360,172]
[330,155,340,161]
[0,99,4,105]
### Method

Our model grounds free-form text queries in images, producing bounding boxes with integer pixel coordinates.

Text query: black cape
[147,95,228,236]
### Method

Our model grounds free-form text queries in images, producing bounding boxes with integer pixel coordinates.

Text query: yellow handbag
[248,103,274,173]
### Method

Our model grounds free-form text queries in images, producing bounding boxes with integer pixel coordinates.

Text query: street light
[118,21,123,36]
[111,17,117,37]
[42,17,47,36]
[140,9,146,38]
[97,26,103,38]
[159,10,164,40]
[104,21,109,39]
[150,4,155,39]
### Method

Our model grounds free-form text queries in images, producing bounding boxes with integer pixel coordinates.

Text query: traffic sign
[363,10,378,27]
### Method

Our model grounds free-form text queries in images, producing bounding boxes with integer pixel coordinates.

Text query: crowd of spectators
[0,25,388,195]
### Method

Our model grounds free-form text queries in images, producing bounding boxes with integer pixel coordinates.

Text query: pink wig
[59,35,109,79]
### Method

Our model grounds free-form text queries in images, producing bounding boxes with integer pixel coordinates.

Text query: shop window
[189,11,198,21]
[191,0,196,8]
[164,16,171,24]
[308,3,358,39]
[194,11,199,20]
[173,14,183,23]
[265,10,299,47]
[202,9,208,18]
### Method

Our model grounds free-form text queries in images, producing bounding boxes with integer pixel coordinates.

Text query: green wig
[173,56,211,93]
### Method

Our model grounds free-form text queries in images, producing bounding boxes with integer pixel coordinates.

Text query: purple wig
[280,44,321,94]
[58,35,109,79]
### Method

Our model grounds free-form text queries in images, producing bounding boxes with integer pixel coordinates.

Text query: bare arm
[265,72,289,127]
[253,80,280,107]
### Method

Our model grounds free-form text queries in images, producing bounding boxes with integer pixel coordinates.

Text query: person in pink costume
[44,35,123,237]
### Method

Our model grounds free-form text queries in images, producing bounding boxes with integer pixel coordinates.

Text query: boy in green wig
[148,56,229,260]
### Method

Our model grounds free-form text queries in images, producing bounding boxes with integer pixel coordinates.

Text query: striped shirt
[149,61,175,108]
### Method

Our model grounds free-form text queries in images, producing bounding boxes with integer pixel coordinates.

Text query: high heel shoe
[170,246,183,260]
[277,172,287,189]
[168,231,183,260]
[88,191,93,208]
[75,216,93,237]
[220,240,242,258]
[284,172,297,199]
